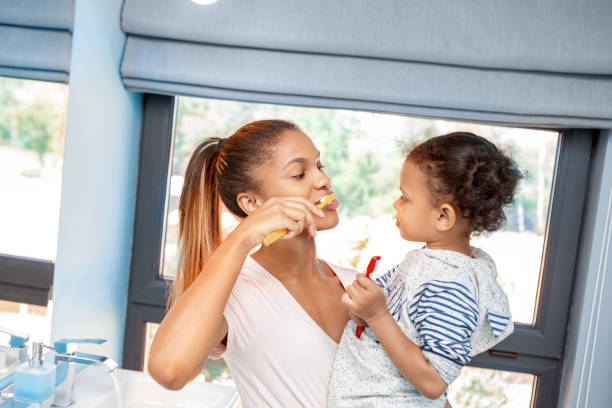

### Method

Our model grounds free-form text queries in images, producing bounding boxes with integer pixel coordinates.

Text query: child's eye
[293,173,305,180]
[317,164,325,171]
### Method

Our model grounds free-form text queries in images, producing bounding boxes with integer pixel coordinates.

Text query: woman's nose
[314,168,331,190]
[392,198,400,210]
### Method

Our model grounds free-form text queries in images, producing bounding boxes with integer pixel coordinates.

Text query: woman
[149,120,353,407]
[148,119,454,408]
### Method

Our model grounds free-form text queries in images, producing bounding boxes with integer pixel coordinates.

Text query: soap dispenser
[13,342,56,406]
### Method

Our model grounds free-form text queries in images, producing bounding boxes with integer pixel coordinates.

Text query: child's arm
[342,273,448,400]
[368,311,448,399]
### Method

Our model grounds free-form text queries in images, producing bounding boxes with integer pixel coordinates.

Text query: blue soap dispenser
[13,342,57,406]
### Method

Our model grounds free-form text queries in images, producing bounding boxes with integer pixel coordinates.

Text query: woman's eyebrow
[283,151,321,169]
[283,157,306,169]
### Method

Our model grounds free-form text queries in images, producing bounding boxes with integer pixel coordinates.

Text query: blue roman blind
[120,0,612,128]
[0,0,75,83]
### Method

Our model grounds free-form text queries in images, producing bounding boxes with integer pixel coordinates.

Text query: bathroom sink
[69,366,239,408]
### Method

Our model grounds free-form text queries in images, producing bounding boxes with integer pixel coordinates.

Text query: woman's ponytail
[168,138,223,309]
[167,120,300,309]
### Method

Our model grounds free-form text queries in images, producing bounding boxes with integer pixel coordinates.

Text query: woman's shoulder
[228,255,276,297]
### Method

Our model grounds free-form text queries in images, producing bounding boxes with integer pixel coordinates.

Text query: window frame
[0,76,67,308]
[124,93,597,407]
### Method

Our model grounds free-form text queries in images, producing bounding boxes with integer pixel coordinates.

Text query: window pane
[0,77,68,260]
[0,300,52,346]
[448,366,536,407]
[162,97,558,325]
[144,323,234,386]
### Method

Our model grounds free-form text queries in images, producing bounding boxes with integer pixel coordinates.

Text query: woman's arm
[148,197,323,390]
[148,230,251,390]
[342,274,448,400]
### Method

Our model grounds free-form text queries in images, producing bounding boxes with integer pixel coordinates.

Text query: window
[0,77,67,260]
[125,94,594,407]
[0,76,68,341]
[0,300,52,344]
[449,367,536,406]
[163,97,558,326]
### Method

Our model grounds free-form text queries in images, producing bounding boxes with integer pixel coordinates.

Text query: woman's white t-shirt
[221,255,356,408]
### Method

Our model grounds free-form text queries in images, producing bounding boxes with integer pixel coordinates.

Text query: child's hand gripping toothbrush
[263,193,336,246]
[355,255,382,338]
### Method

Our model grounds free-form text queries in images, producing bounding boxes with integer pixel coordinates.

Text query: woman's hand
[235,197,325,248]
[341,273,388,324]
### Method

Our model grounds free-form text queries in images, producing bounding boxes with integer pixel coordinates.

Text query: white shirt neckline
[246,255,351,346]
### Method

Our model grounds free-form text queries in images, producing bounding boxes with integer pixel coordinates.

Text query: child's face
[393,159,440,242]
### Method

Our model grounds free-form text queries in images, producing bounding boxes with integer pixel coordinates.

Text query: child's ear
[434,203,456,232]
[236,192,262,215]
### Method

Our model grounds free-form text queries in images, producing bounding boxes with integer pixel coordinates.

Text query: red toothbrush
[355,255,381,338]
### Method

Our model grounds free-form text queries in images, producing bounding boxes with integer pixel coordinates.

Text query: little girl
[328,132,522,407]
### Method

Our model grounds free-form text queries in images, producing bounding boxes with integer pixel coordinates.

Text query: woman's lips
[322,199,339,210]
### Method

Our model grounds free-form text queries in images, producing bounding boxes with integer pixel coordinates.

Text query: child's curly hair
[407,132,523,233]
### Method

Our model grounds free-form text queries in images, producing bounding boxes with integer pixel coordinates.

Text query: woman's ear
[435,203,456,232]
[236,192,262,215]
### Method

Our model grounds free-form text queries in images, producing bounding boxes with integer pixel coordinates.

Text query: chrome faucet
[0,327,30,365]
[0,327,30,394]
[50,339,118,408]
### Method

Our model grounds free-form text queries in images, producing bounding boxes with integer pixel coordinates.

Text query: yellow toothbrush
[263,193,336,246]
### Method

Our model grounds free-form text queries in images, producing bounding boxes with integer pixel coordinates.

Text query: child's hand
[349,312,367,326]
[342,273,388,324]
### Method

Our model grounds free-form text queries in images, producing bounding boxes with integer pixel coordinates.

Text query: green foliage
[0,78,20,143]
[0,77,65,169]
[450,369,533,407]
[17,100,53,166]
[298,113,399,217]
[172,98,557,231]
[172,99,266,176]
[202,359,227,382]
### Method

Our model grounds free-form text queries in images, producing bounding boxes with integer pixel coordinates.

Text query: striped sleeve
[374,265,407,323]
[408,280,479,384]
[374,265,398,289]
[487,311,511,338]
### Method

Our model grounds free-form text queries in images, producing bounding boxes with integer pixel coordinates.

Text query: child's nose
[392,198,401,210]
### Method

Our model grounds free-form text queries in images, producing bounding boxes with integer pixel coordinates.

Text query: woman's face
[255,129,339,231]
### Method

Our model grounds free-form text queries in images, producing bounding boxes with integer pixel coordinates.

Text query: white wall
[50,0,142,364]
[560,130,612,407]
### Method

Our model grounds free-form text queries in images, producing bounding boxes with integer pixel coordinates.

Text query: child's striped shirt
[329,247,513,408]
